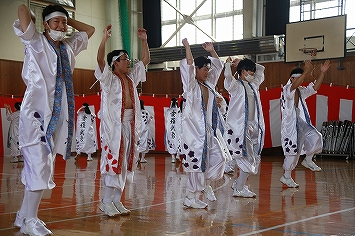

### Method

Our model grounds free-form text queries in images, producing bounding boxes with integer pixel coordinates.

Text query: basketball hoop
[299,48,318,57]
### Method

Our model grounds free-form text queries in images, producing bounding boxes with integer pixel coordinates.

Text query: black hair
[82,103,91,114]
[14,102,21,111]
[140,99,145,110]
[194,56,211,69]
[107,50,129,71]
[236,58,256,76]
[42,4,69,22]
[171,97,178,108]
[290,67,304,77]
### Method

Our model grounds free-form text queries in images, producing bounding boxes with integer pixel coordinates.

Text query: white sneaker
[99,200,120,217]
[139,157,147,163]
[14,211,24,228]
[18,156,24,162]
[10,157,18,163]
[20,217,52,236]
[113,202,131,215]
[280,176,299,188]
[183,197,208,209]
[232,185,256,198]
[203,185,217,201]
[301,160,321,171]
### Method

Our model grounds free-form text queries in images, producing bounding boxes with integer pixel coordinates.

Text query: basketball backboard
[285,15,346,62]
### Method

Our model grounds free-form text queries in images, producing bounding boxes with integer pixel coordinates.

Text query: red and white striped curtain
[1,84,354,155]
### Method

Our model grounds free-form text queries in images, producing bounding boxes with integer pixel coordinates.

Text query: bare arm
[67,17,95,39]
[182,38,193,65]
[18,4,32,32]
[313,60,330,91]
[138,28,150,66]
[97,25,111,72]
[203,42,218,58]
[290,60,313,91]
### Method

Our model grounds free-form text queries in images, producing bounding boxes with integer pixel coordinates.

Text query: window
[161,0,243,47]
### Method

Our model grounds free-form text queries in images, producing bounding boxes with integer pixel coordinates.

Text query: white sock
[305,154,314,163]
[103,186,114,203]
[284,170,292,179]
[25,190,44,220]
[113,188,123,203]
[236,170,249,191]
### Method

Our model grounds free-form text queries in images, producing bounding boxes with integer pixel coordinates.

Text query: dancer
[180,38,226,209]
[164,97,181,163]
[13,3,94,235]
[224,57,265,198]
[280,59,331,187]
[137,99,156,163]
[96,24,150,216]
[75,103,98,161]
[5,102,22,163]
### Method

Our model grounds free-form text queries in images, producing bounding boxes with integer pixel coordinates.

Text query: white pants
[185,127,226,193]
[235,121,261,175]
[21,143,55,191]
[283,118,322,171]
[103,110,134,191]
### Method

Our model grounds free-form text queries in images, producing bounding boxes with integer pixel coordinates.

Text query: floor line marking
[239,207,355,236]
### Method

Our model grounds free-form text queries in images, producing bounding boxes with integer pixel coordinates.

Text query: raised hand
[202,42,214,53]
[231,58,241,68]
[137,28,147,41]
[182,38,189,47]
[320,60,331,73]
[303,60,313,74]
[103,24,112,41]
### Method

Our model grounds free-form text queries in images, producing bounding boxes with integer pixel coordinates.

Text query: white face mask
[245,73,255,82]
[46,22,66,41]
[48,28,66,41]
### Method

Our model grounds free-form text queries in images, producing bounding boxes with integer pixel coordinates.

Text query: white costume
[13,19,88,191]
[138,109,156,153]
[224,62,265,175]
[75,106,98,156]
[7,110,21,157]
[164,106,181,155]
[180,57,225,193]
[95,62,145,189]
[280,81,322,171]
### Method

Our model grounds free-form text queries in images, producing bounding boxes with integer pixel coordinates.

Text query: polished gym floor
[0,152,354,235]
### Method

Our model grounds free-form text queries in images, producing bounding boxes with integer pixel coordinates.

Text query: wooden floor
[0,153,354,236]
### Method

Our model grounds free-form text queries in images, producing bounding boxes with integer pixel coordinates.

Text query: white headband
[44,11,67,22]
[110,52,126,67]
[291,73,302,78]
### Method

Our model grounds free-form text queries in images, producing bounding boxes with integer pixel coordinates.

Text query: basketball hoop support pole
[337,58,345,70]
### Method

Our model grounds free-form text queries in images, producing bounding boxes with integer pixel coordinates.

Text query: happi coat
[95,62,145,175]
[179,57,224,174]
[223,62,265,174]
[7,110,21,157]
[164,106,181,155]
[13,19,88,158]
[75,107,98,155]
[138,109,156,153]
[280,81,319,155]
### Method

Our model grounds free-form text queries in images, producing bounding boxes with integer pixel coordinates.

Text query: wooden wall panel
[1,54,355,97]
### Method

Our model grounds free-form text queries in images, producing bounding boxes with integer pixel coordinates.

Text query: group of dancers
[10,3,331,235]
